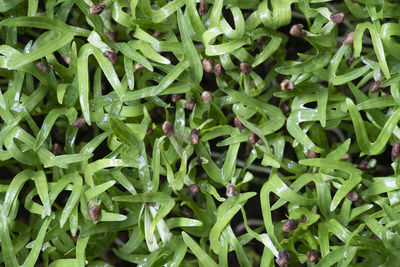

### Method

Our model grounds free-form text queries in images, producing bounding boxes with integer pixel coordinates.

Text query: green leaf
[176,9,202,84]
[85,180,116,201]
[209,192,256,254]
[182,232,219,267]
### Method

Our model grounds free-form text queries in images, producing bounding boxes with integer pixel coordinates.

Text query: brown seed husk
[52,143,64,156]
[248,133,257,145]
[341,153,350,161]
[214,63,225,77]
[307,150,319,159]
[188,184,200,196]
[282,219,299,232]
[234,116,245,131]
[36,61,48,73]
[61,54,71,65]
[106,31,117,42]
[185,98,196,110]
[171,94,182,103]
[289,24,306,37]
[153,30,161,37]
[330,12,345,24]
[276,250,290,267]
[72,117,86,128]
[280,79,294,91]
[226,184,237,198]
[199,0,209,15]
[307,249,319,263]
[346,190,359,202]
[357,157,369,170]
[135,63,144,70]
[89,2,106,15]
[103,49,117,65]
[240,62,252,75]
[202,91,213,103]
[162,121,174,137]
[343,31,355,46]
[190,129,200,145]
[202,59,214,72]
[369,81,381,93]
[87,204,101,222]
[392,140,400,161]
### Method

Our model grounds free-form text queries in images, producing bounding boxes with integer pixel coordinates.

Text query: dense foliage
[1,0,400,266]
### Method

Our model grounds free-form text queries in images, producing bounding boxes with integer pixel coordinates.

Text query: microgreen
[1,0,400,266]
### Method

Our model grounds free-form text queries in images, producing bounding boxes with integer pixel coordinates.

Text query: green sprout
[1,0,400,266]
